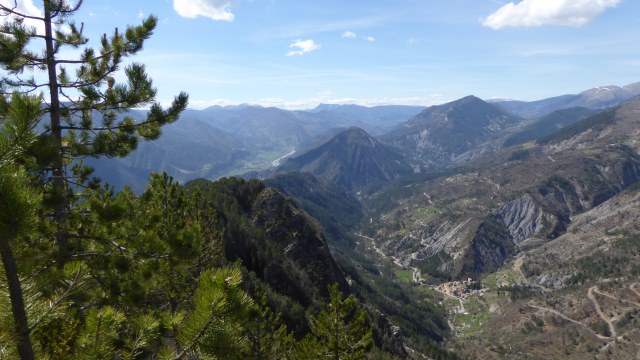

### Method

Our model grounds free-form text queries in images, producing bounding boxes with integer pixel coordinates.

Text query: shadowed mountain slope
[278,127,413,192]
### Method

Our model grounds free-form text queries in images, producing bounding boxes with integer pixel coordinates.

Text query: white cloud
[483,0,620,29]
[365,36,376,42]
[341,31,357,38]
[0,0,43,32]
[286,39,320,56]
[173,0,235,22]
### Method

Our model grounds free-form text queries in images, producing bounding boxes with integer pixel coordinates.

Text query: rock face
[250,187,350,303]
[462,216,514,276]
[373,312,407,357]
[497,194,549,244]
[383,95,522,168]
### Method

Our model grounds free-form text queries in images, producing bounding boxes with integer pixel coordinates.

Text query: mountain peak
[278,127,411,191]
[457,95,484,102]
[383,95,523,166]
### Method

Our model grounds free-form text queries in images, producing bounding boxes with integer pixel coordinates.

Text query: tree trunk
[0,236,35,360]
[43,0,69,263]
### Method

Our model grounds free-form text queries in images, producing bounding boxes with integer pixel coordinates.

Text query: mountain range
[86,80,640,358]
[492,81,640,119]
[91,81,640,193]
[239,83,640,358]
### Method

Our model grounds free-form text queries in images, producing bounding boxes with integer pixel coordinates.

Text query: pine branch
[174,299,219,360]
[28,263,84,332]
[0,3,45,21]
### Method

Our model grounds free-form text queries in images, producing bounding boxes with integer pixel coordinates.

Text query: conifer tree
[0,2,187,358]
[245,294,296,359]
[0,93,42,360]
[0,0,188,260]
[309,284,373,360]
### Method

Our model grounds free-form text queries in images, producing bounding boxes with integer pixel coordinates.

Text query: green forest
[0,2,382,358]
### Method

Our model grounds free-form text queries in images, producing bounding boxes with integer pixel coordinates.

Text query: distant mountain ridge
[89,80,639,192]
[89,105,425,191]
[493,81,640,119]
[308,104,427,135]
[502,107,596,148]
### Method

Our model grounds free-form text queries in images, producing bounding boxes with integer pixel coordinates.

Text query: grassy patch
[482,268,522,290]
[455,296,490,338]
[412,207,439,222]
[416,286,439,299]
[394,268,414,284]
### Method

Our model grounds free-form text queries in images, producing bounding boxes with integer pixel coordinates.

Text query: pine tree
[245,294,296,359]
[0,93,42,360]
[309,284,373,360]
[0,3,188,357]
[0,0,188,261]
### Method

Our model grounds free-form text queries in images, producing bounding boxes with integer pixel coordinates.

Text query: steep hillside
[383,96,523,169]
[454,186,640,359]
[502,107,596,148]
[366,97,640,280]
[185,177,455,357]
[185,178,349,330]
[89,118,246,192]
[265,172,363,247]
[278,127,413,192]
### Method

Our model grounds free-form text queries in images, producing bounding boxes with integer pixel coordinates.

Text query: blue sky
[5,0,640,109]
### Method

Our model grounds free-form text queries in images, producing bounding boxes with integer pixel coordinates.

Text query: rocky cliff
[368,97,640,279]
[249,187,350,302]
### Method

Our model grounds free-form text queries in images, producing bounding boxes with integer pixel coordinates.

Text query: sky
[3,0,640,109]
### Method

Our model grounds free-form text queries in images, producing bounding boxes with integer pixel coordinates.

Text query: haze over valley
[2,0,640,359]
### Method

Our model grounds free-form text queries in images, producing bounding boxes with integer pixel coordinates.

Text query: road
[357,233,403,267]
[587,286,617,339]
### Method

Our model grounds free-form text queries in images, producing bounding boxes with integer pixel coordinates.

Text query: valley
[273,86,640,358]
[3,2,639,358]
[78,81,640,358]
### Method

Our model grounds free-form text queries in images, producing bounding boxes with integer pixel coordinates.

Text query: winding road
[587,286,617,339]
[357,233,403,267]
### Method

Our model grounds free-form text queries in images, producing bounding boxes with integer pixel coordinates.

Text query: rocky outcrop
[250,187,349,303]
[373,312,408,358]
[497,194,550,244]
[461,216,514,277]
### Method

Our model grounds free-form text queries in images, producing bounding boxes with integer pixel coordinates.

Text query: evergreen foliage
[0,98,385,358]
[0,0,188,265]
[0,3,441,359]
[308,284,373,360]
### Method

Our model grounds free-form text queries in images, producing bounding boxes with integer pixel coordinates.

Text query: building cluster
[435,278,488,299]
